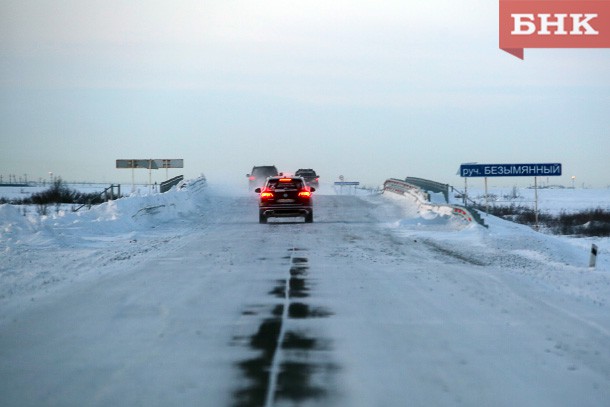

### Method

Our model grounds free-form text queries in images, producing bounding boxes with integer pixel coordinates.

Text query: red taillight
[249,176,256,181]
[260,190,274,199]
[298,190,311,198]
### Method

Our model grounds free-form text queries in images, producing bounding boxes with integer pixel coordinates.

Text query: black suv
[247,165,279,190]
[255,176,315,223]
[294,169,319,187]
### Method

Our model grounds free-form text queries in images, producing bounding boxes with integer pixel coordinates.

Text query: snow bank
[382,178,479,230]
[375,183,610,322]
[2,177,206,245]
[382,183,608,272]
[0,177,208,305]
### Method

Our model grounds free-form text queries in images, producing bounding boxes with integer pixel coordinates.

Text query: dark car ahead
[247,165,279,190]
[254,176,315,223]
[295,168,319,187]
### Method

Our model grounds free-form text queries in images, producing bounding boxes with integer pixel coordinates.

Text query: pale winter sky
[1,1,609,188]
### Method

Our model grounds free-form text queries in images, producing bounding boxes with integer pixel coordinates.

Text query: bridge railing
[404,177,450,203]
[160,175,184,193]
[73,184,121,212]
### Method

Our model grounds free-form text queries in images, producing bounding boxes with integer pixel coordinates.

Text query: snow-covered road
[1,183,610,406]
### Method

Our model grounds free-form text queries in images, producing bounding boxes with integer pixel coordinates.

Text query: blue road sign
[459,163,562,178]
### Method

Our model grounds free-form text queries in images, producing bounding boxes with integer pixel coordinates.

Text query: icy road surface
[1,185,610,406]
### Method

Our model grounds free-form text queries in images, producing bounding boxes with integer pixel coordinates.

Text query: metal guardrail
[404,177,450,203]
[160,175,184,193]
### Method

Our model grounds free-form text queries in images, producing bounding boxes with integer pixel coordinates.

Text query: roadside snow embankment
[380,178,609,309]
[382,178,480,230]
[0,177,207,306]
[382,177,607,269]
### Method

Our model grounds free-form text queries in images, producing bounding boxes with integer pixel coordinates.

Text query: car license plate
[277,199,295,203]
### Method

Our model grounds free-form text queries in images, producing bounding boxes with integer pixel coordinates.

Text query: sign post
[485,177,489,215]
[148,159,154,190]
[534,176,539,229]
[334,178,360,195]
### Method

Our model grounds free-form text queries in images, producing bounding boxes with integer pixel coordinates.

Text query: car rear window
[252,167,278,176]
[266,179,303,189]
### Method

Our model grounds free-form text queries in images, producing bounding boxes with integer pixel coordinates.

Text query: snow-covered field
[1,178,609,406]
[459,186,610,215]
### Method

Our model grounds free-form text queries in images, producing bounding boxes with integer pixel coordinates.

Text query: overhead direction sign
[159,159,183,168]
[116,159,155,169]
[116,159,183,169]
[460,163,562,178]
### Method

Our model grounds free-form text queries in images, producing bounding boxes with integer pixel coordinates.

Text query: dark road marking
[232,248,339,406]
